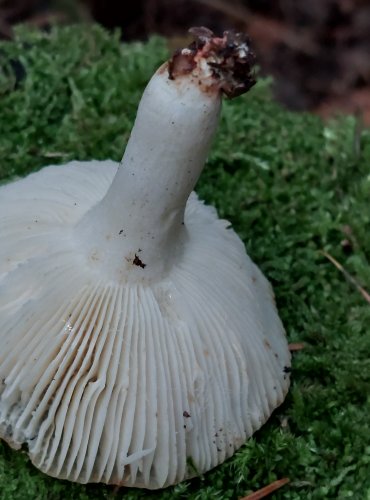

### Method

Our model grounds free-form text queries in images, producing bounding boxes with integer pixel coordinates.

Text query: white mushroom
[0,28,291,489]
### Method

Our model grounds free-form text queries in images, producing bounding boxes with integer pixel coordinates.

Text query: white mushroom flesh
[0,29,291,489]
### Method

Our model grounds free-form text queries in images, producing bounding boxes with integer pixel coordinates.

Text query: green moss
[0,25,369,500]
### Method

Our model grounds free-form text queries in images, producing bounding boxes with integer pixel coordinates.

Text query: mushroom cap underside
[0,161,290,489]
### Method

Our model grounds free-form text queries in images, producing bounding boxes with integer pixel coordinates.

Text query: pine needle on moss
[240,478,290,500]
[0,24,370,500]
[320,250,370,304]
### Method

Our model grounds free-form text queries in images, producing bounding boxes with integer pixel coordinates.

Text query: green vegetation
[0,25,369,500]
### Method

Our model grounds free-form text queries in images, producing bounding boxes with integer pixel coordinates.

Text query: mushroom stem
[75,28,255,282]
[76,68,221,282]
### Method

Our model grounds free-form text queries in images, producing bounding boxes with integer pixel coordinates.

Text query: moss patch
[0,25,369,500]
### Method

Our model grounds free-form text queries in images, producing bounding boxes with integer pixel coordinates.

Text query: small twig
[240,478,290,500]
[42,152,68,158]
[321,250,370,305]
[288,342,305,352]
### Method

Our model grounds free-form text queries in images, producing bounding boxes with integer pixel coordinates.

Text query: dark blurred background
[1,0,370,122]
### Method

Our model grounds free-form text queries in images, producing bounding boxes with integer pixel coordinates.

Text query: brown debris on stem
[168,26,256,98]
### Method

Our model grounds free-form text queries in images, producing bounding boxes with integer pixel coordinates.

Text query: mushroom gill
[0,28,290,489]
